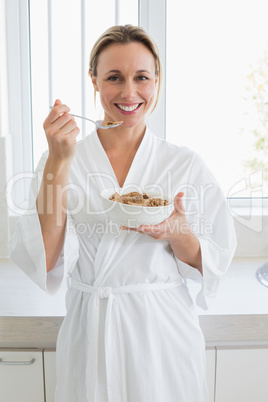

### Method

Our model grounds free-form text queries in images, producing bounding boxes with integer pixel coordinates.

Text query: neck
[97,121,146,153]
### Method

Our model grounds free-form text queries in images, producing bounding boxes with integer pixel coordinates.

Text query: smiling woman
[8,23,236,402]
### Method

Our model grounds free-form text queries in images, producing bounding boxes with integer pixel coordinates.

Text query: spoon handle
[49,107,97,126]
[68,113,96,125]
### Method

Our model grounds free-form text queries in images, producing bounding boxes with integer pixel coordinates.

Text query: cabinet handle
[0,358,35,366]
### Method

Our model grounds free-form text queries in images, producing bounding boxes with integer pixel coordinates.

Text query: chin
[122,117,147,128]
[121,122,143,130]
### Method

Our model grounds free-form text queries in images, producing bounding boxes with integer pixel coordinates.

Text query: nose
[121,79,137,99]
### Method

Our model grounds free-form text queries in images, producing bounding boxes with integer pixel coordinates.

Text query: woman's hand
[43,99,80,161]
[121,192,202,273]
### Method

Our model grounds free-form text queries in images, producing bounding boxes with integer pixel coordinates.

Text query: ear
[90,70,99,92]
[154,72,159,87]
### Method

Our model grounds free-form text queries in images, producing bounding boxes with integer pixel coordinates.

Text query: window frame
[139,0,166,139]
[5,0,33,207]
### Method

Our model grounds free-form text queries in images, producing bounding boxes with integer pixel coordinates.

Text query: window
[166,0,268,198]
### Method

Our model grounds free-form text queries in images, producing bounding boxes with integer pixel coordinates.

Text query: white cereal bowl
[100,187,174,228]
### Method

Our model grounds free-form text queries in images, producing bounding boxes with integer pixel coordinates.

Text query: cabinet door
[206,348,215,402]
[215,347,268,402]
[44,350,56,402]
[0,349,44,402]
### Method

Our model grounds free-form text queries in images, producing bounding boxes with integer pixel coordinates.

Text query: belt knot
[97,286,112,299]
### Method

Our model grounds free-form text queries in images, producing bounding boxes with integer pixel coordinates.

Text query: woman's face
[91,42,158,129]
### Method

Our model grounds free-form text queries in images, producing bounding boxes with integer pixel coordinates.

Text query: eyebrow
[105,69,152,75]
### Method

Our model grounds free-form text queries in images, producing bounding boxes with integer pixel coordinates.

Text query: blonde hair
[89,24,162,113]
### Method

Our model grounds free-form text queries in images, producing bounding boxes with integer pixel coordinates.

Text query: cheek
[142,83,157,102]
[99,86,115,106]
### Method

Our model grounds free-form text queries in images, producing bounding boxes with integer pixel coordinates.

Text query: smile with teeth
[116,103,141,112]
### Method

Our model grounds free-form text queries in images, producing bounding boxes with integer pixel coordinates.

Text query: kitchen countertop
[0,257,268,348]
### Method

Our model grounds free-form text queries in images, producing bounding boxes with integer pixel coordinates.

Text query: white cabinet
[2,346,268,402]
[0,349,44,402]
[215,347,268,402]
[206,348,216,402]
[44,350,57,402]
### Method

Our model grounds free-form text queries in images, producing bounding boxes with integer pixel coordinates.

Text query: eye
[136,75,149,81]
[107,75,120,82]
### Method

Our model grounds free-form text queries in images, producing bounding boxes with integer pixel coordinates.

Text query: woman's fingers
[43,100,80,161]
[49,123,79,143]
[47,104,71,124]
[68,125,80,141]
[53,98,62,107]
[138,224,162,233]
[47,113,76,135]
[58,118,78,136]
[43,102,68,127]
[121,223,164,238]
[174,192,185,215]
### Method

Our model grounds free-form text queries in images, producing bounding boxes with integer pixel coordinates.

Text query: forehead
[97,42,156,73]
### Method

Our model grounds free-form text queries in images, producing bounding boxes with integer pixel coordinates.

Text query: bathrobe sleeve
[174,151,237,310]
[8,152,79,294]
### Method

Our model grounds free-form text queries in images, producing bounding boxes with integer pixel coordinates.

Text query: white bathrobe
[9,127,236,402]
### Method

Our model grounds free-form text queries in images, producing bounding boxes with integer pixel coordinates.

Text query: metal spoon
[49,107,123,129]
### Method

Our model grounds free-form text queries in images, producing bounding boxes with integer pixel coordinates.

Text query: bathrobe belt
[68,276,183,402]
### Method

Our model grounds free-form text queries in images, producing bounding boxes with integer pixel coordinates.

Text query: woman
[9,25,236,402]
